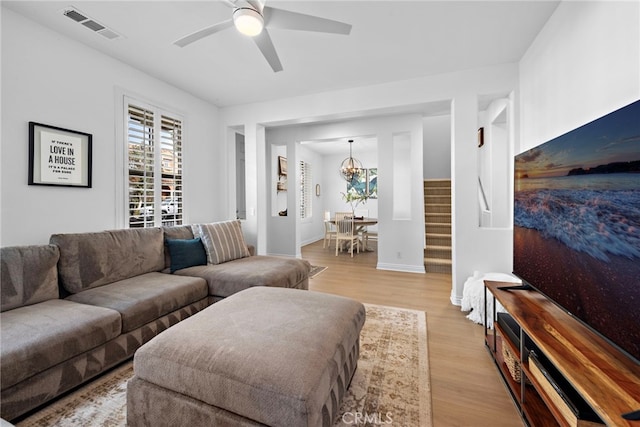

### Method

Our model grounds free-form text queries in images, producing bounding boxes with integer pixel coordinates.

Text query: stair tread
[425,232,452,237]
[425,245,452,250]
[424,258,452,265]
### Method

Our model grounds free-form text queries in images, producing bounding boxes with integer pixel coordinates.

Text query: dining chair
[354,209,374,250]
[335,212,360,257]
[323,220,337,249]
[362,228,378,250]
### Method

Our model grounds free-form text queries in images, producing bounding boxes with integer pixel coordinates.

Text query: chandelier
[339,139,363,182]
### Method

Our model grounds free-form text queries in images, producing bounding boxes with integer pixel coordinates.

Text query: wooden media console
[484,280,640,427]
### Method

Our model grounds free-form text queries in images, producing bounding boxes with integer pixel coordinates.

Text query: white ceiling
[3,0,560,108]
[300,136,377,156]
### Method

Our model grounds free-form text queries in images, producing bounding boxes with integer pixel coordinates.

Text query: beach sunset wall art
[513,100,640,363]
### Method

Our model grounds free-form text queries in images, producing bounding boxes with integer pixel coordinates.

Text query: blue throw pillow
[165,237,207,273]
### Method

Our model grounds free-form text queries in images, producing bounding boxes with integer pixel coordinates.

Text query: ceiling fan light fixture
[233,7,264,37]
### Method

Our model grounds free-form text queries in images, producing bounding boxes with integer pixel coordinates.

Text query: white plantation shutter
[127,104,155,228]
[300,160,312,219]
[126,102,183,228]
[160,115,183,225]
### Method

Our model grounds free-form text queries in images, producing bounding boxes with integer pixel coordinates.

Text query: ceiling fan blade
[174,19,234,47]
[253,28,283,72]
[221,0,239,7]
[245,0,263,13]
[263,6,352,35]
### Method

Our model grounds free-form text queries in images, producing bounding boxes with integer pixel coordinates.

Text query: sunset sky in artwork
[515,101,640,179]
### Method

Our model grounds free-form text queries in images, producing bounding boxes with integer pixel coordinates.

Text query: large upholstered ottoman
[127,287,366,427]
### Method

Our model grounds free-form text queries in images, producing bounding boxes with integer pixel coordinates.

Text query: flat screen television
[513,99,640,364]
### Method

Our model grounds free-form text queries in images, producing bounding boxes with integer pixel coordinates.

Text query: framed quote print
[28,122,93,188]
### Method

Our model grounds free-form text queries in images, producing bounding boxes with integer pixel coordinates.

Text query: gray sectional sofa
[0,220,310,422]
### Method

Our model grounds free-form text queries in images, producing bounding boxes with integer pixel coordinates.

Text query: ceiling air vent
[62,7,123,40]
[63,9,87,22]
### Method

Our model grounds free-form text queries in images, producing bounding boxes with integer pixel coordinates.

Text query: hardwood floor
[303,240,523,427]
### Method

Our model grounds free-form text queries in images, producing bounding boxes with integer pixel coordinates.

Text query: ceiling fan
[173,0,352,72]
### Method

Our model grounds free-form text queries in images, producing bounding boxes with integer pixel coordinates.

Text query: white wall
[1,8,222,246]
[298,145,325,246]
[264,143,294,256]
[519,1,640,153]
[423,115,451,179]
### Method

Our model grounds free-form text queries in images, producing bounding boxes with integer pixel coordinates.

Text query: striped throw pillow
[192,220,250,265]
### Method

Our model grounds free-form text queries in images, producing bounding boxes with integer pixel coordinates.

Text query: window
[299,160,312,219]
[126,101,183,228]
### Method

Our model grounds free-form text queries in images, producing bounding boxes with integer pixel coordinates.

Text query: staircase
[424,179,452,274]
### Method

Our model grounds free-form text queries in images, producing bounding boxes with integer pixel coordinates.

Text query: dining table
[328,217,378,252]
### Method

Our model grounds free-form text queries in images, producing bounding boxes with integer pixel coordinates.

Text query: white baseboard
[265,252,301,259]
[376,263,426,274]
[450,294,462,306]
[301,236,324,247]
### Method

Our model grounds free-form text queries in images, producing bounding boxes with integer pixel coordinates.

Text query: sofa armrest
[1,245,60,312]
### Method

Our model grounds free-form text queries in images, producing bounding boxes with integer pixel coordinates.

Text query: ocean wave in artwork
[514,188,640,262]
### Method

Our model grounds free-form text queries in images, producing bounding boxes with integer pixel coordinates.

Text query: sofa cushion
[192,221,250,265]
[165,238,207,273]
[0,299,121,390]
[65,272,208,333]
[51,228,165,294]
[163,225,195,270]
[163,225,195,241]
[1,245,60,312]
[174,255,311,298]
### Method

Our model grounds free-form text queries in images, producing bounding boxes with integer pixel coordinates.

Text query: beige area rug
[309,265,328,278]
[16,304,431,427]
